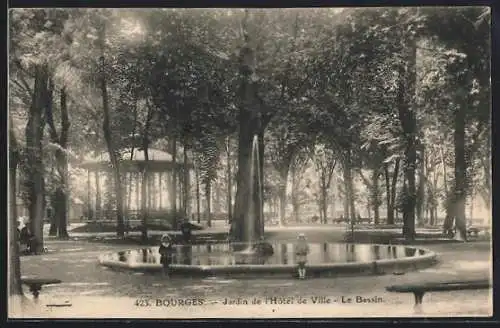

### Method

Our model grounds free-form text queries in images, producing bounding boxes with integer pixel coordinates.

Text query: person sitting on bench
[17,220,21,244]
[20,224,38,255]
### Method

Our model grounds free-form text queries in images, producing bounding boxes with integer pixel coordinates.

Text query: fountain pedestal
[232,240,274,256]
[253,241,274,256]
[230,135,265,245]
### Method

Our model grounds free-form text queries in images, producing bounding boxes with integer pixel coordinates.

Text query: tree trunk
[402,144,416,240]
[205,182,212,227]
[430,205,436,226]
[384,160,400,225]
[147,170,152,211]
[49,183,57,235]
[330,188,336,223]
[258,131,265,237]
[171,135,178,229]
[230,19,265,244]
[102,123,125,235]
[391,160,400,224]
[275,197,280,221]
[9,118,23,296]
[59,91,70,238]
[278,167,288,226]
[99,43,125,237]
[321,180,328,224]
[51,187,67,240]
[26,64,48,253]
[140,159,149,242]
[371,169,381,224]
[140,103,154,241]
[469,194,473,225]
[343,150,356,239]
[195,159,201,224]
[316,192,323,223]
[479,156,491,210]
[452,92,468,241]
[226,136,233,224]
[343,194,349,221]
[482,129,491,210]
[48,157,56,236]
[127,107,137,214]
[45,86,71,239]
[424,149,431,225]
[416,144,426,228]
[429,167,439,227]
[384,164,390,224]
[95,172,101,220]
[214,180,221,215]
[183,137,190,218]
[439,144,449,195]
[290,164,300,223]
[292,198,300,223]
[398,39,417,241]
[343,149,356,224]
[126,172,133,214]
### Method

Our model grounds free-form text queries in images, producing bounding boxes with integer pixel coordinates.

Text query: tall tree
[139,100,154,241]
[309,143,337,223]
[231,10,267,243]
[290,149,309,223]
[45,84,71,238]
[25,64,48,253]
[97,18,125,237]
[9,116,23,296]
[421,7,490,239]
[398,34,418,240]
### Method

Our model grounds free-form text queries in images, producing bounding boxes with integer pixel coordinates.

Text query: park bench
[356,217,372,224]
[386,279,491,307]
[332,217,354,224]
[21,278,62,301]
[333,217,373,224]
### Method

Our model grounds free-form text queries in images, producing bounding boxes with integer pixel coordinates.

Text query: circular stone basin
[98,242,437,278]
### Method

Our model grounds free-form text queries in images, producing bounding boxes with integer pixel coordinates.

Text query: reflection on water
[103,243,429,266]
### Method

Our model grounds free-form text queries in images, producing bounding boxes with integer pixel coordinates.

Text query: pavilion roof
[80,148,190,171]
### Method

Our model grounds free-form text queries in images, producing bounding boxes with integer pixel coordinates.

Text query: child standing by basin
[295,233,310,279]
[159,234,174,277]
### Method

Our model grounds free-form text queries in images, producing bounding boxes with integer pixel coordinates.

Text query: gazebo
[80,148,192,225]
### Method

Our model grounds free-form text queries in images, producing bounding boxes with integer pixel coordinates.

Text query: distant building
[15,194,86,224]
[69,197,85,223]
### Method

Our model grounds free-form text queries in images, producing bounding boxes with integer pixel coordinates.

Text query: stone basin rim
[97,243,438,275]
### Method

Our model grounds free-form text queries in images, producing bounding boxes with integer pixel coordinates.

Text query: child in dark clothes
[159,234,174,277]
[180,219,192,244]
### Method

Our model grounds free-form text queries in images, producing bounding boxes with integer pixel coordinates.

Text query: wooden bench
[21,278,62,301]
[386,279,491,307]
[356,218,372,224]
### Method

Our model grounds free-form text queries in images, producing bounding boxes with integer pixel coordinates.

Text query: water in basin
[103,243,428,266]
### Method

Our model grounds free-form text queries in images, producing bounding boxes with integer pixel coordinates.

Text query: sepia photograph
[7,7,492,319]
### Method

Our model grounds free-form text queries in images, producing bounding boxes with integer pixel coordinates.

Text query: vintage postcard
[8,7,492,319]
